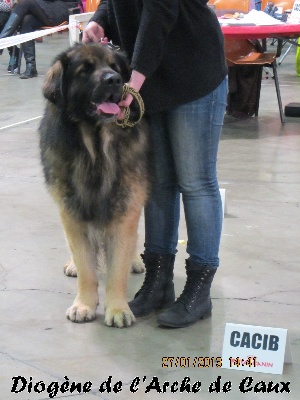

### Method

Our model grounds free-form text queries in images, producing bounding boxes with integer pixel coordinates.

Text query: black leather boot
[157,259,217,328]
[0,13,21,39]
[20,40,38,79]
[129,252,176,317]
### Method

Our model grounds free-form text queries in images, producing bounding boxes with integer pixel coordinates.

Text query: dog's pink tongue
[97,102,120,115]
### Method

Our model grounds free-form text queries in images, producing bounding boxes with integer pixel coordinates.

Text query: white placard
[290,0,300,23]
[221,323,292,375]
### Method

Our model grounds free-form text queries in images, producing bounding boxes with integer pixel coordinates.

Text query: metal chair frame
[225,38,285,123]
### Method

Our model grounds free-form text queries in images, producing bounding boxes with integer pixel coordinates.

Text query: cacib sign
[221,323,292,375]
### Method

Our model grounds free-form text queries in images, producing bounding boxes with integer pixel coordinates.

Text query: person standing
[83,0,228,328]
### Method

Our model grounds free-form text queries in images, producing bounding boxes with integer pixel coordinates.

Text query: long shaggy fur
[39,43,150,327]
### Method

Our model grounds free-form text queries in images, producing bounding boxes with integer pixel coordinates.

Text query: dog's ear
[43,60,63,104]
[42,52,70,104]
[114,51,131,83]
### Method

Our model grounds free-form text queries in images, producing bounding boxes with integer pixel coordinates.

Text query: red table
[220,23,300,40]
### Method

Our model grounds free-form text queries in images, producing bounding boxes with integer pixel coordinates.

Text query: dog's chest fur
[40,109,148,225]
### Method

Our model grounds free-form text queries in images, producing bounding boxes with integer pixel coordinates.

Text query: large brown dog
[39,43,150,328]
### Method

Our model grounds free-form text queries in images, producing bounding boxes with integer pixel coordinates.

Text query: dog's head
[43,43,131,123]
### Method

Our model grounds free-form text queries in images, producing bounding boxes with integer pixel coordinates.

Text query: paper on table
[219,9,284,26]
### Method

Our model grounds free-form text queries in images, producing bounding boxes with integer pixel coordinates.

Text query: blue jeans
[144,77,228,268]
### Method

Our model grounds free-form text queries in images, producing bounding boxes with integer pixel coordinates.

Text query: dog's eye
[109,63,119,73]
[76,62,94,76]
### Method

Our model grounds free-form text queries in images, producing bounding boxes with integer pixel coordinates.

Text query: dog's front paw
[64,259,77,277]
[66,303,96,323]
[104,306,136,328]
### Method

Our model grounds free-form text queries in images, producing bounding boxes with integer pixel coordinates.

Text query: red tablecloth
[221,23,300,39]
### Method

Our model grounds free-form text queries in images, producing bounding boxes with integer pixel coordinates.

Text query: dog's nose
[101,72,121,87]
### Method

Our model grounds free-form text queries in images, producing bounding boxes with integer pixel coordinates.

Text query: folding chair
[225,38,285,123]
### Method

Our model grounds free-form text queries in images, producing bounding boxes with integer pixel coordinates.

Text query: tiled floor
[0,32,299,399]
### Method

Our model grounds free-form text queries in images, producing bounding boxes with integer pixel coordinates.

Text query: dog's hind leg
[131,255,145,273]
[104,207,143,328]
[60,208,99,323]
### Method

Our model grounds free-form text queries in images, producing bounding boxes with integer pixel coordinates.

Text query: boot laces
[138,269,162,294]
[177,269,211,305]
[135,256,165,296]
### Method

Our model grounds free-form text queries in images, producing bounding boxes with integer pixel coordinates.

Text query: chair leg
[254,66,263,117]
[278,44,293,65]
[272,61,285,123]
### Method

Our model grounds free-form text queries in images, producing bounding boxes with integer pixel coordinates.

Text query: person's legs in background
[18,14,44,78]
[0,0,50,78]
[0,11,18,72]
[0,10,10,41]
[0,0,50,39]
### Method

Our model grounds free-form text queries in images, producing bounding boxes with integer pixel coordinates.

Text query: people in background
[0,0,19,73]
[264,1,278,16]
[255,1,262,11]
[83,0,228,328]
[0,0,80,78]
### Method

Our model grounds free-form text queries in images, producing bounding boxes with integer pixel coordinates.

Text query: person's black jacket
[91,0,227,114]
